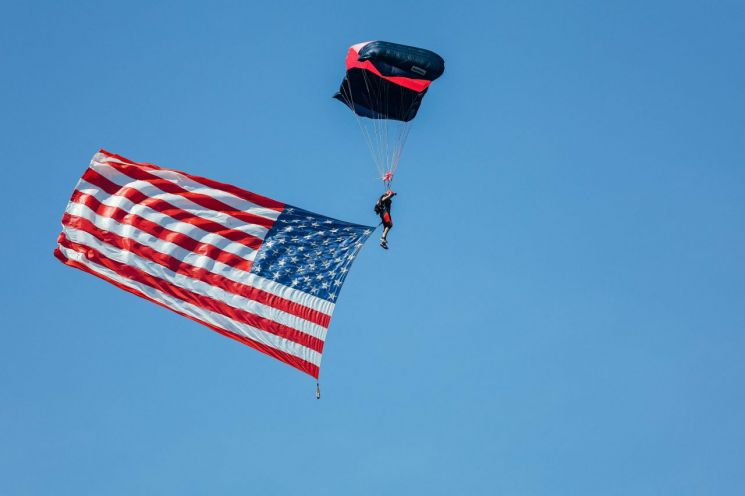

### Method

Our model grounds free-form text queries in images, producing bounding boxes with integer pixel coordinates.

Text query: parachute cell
[334,41,444,121]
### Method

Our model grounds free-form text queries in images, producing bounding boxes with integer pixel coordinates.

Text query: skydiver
[375,190,396,249]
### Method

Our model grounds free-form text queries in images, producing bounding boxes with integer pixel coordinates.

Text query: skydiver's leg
[383,213,392,238]
[380,214,392,249]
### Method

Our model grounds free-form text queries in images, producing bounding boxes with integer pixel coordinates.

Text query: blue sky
[1,1,744,494]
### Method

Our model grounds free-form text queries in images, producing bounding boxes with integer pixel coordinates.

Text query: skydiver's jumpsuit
[377,194,393,230]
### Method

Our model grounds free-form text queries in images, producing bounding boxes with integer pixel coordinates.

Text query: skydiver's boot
[380,237,388,249]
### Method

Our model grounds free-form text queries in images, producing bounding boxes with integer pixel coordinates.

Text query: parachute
[334,41,445,188]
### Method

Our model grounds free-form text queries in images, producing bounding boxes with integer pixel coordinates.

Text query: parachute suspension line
[362,67,390,183]
[392,81,420,181]
[382,72,390,181]
[359,67,411,189]
[345,72,383,182]
[362,68,385,180]
[391,121,412,181]
[387,74,408,186]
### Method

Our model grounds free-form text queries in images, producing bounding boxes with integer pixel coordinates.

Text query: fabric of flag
[54,150,374,378]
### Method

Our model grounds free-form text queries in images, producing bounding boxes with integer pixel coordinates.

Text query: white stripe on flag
[64,203,253,272]
[70,184,260,261]
[62,226,329,341]
[89,163,278,231]
[93,154,282,220]
[63,201,334,317]
[58,244,323,366]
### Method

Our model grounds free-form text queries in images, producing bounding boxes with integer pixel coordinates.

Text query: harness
[374,196,391,216]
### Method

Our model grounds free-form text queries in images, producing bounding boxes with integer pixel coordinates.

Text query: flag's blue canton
[250,206,374,302]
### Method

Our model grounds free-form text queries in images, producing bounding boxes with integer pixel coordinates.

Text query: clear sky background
[1,1,744,494]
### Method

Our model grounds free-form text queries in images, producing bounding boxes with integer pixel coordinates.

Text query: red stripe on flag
[98,149,285,212]
[54,247,320,378]
[82,168,265,250]
[57,236,326,354]
[102,160,277,229]
[63,213,331,328]
[70,191,253,272]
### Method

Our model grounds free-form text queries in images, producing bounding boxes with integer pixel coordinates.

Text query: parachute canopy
[334,41,445,187]
[334,41,445,122]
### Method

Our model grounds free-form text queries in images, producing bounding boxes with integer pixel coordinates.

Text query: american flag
[55,150,374,378]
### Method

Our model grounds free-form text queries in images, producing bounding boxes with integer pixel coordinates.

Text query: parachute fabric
[334,41,444,188]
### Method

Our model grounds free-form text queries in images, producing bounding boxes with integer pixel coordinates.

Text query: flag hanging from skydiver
[55,150,374,378]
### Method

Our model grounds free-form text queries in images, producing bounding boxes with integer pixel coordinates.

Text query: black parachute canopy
[334,41,445,122]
